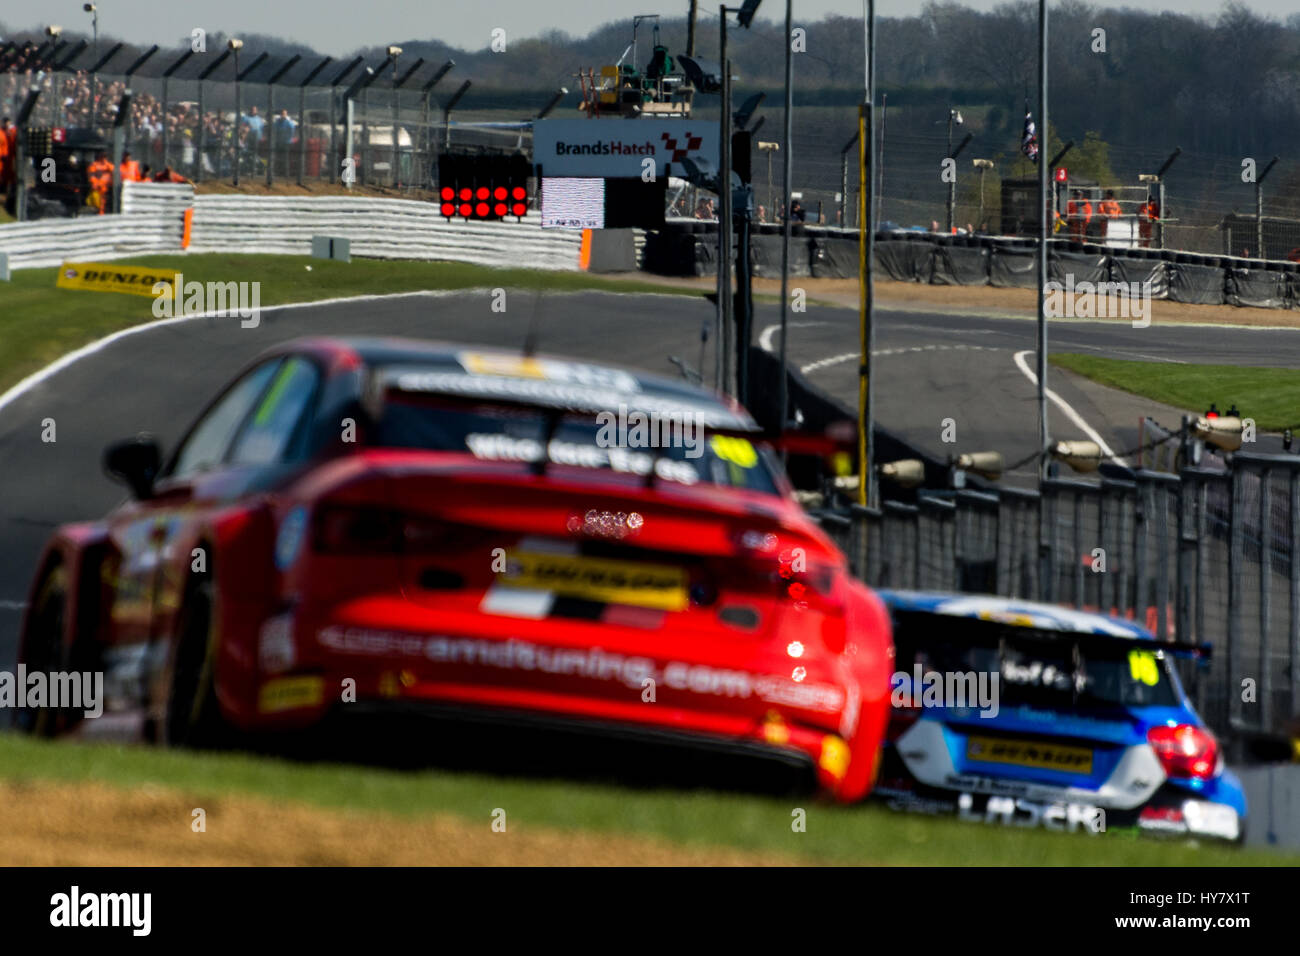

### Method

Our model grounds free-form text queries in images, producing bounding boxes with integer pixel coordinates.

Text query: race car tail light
[1147,723,1219,780]
[714,555,842,619]
[313,505,403,553]
[312,505,481,554]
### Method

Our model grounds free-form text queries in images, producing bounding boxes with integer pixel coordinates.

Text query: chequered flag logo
[661,131,704,161]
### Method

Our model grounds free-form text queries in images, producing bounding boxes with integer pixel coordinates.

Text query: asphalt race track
[3,287,1299,665]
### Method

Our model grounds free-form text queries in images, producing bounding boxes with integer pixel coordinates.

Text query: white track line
[757,321,828,353]
[799,343,999,375]
[0,289,473,417]
[1013,349,1126,466]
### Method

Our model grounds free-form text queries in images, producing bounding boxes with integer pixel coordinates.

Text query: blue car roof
[878,590,1155,639]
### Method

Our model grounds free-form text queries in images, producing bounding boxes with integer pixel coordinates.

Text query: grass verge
[1051,353,1300,432]
[0,254,700,396]
[0,734,1286,865]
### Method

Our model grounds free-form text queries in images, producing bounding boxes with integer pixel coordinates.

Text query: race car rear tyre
[164,574,228,748]
[15,563,76,737]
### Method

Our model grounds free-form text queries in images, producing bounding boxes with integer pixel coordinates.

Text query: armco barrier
[646,222,1300,312]
[0,214,183,270]
[0,183,584,273]
[188,195,583,270]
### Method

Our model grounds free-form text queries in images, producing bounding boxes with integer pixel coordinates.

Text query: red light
[440,187,454,200]
[458,203,471,216]
[440,202,454,216]
[1148,724,1218,780]
[494,203,507,216]
[475,202,489,217]
[494,186,507,200]
[459,188,472,201]
[476,186,489,200]
[511,202,526,216]
[1055,167,1067,182]
[512,186,526,201]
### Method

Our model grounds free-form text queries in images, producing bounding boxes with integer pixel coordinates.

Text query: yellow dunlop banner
[56,262,178,297]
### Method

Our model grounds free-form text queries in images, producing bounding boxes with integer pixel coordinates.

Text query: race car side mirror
[104,436,162,500]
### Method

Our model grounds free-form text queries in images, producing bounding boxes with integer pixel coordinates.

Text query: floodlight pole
[777,0,794,441]
[1036,0,1049,482]
[858,0,877,509]
[1036,0,1051,601]
[718,7,734,399]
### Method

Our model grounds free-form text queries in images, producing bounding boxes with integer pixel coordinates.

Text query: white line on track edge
[0,288,496,417]
[1013,349,1127,467]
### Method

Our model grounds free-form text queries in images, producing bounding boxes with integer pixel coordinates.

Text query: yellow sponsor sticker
[966,735,1093,774]
[1127,649,1160,686]
[258,675,325,714]
[709,435,758,468]
[504,552,687,611]
[460,352,547,379]
[56,262,177,298]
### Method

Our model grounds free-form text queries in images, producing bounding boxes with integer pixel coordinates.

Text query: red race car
[18,337,894,801]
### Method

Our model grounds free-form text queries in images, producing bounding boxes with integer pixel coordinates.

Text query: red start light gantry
[437,152,531,222]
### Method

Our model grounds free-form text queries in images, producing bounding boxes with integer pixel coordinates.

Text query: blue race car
[874,591,1246,843]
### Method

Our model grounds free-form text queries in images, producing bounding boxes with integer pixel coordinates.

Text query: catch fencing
[646,222,1300,314]
[3,56,519,194]
[814,452,1300,748]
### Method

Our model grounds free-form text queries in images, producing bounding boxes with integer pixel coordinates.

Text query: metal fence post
[1291,470,1299,728]
[1258,466,1272,730]
[1072,491,1084,606]
[1228,467,1244,731]
[1154,477,1171,640]
[1134,479,1149,631]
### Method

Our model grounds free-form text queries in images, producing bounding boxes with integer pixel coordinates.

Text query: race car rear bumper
[876,762,1244,842]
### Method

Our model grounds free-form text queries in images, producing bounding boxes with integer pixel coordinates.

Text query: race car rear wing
[889,607,1214,661]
